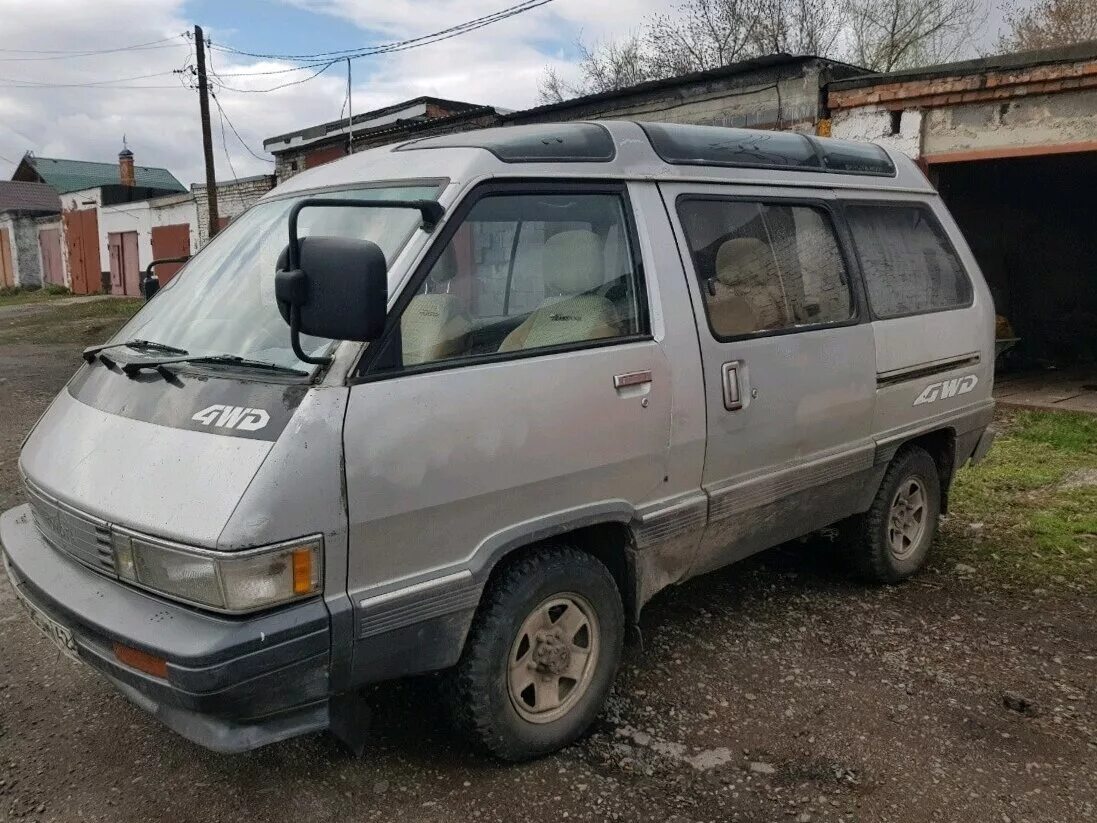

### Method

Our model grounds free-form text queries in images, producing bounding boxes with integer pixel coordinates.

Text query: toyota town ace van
[1,122,995,760]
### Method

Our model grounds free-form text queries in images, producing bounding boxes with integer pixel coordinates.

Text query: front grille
[24,480,116,576]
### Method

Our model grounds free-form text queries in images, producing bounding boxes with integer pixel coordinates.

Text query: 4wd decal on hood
[192,404,270,431]
[68,362,308,441]
[914,374,978,405]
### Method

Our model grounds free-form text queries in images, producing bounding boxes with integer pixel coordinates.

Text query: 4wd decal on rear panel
[192,405,270,431]
[913,374,978,405]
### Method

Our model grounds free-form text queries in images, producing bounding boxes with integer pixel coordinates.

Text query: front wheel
[448,545,624,761]
[844,446,942,583]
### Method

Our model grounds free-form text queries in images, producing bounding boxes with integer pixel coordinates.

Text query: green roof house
[12,153,185,195]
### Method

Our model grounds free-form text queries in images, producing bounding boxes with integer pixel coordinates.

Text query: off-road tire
[845,446,941,583]
[448,545,624,761]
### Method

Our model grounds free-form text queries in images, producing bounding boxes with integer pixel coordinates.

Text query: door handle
[721,361,743,410]
[614,370,652,389]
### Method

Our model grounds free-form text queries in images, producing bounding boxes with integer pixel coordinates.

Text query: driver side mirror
[275,235,388,365]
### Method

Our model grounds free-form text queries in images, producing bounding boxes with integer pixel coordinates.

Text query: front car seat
[706,237,788,336]
[498,230,617,352]
[401,246,471,366]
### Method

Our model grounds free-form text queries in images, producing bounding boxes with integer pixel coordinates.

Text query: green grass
[0,285,71,306]
[0,297,142,345]
[941,409,1097,591]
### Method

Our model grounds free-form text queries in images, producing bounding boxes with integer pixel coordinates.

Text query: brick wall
[828,55,1097,160]
[191,175,275,246]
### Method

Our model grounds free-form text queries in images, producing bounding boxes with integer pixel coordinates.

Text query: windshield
[113,183,441,371]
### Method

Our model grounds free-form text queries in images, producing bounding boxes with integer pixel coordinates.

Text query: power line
[0,36,187,62]
[207,0,555,63]
[0,35,183,54]
[210,92,274,163]
[0,81,184,90]
[208,60,338,93]
[211,93,241,186]
[0,69,179,87]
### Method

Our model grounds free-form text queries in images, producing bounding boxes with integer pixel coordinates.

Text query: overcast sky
[0,0,1013,187]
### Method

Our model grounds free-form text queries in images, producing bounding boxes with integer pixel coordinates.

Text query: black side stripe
[876,353,980,388]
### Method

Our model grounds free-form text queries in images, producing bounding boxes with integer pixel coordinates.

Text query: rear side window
[677,199,854,339]
[846,204,972,318]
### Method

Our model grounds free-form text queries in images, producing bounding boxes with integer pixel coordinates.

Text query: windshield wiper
[121,354,309,378]
[83,339,189,364]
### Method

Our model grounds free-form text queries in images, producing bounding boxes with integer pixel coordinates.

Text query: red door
[38,227,64,285]
[0,228,13,288]
[150,223,191,285]
[108,234,123,293]
[122,232,140,295]
[62,208,101,294]
[108,231,140,295]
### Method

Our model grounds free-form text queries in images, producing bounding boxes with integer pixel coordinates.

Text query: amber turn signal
[113,642,168,679]
[292,547,313,595]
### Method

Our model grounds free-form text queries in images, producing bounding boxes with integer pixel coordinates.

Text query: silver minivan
[1,122,995,760]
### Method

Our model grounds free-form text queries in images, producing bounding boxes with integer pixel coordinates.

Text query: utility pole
[346,57,354,155]
[194,25,220,239]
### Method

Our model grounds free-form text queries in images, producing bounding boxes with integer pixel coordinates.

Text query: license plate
[7,571,80,663]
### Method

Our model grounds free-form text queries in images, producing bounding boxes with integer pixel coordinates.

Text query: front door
[661,183,878,575]
[38,227,63,285]
[342,182,672,682]
[108,231,140,295]
[0,228,13,287]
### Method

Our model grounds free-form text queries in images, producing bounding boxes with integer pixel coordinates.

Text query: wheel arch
[469,507,641,628]
[878,427,957,512]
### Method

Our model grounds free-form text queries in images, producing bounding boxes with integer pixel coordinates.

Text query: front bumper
[1,504,332,753]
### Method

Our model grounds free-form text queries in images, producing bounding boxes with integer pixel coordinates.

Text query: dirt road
[0,312,1093,823]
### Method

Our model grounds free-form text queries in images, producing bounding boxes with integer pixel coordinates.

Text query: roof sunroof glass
[397,124,616,163]
[815,138,896,175]
[642,123,820,170]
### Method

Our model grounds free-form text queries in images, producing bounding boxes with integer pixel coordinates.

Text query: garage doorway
[107,231,140,296]
[932,150,1097,368]
[150,223,191,286]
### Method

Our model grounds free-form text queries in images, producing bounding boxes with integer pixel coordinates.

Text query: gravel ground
[0,322,1094,823]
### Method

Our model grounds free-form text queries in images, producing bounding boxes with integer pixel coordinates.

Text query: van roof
[269,121,933,198]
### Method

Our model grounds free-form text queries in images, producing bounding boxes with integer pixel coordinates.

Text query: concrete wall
[509,61,839,132]
[922,89,1097,158]
[0,213,45,287]
[94,194,197,275]
[830,105,922,158]
[192,175,275,245]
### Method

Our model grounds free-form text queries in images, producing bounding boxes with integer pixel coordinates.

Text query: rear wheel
[844,446,941,583]
[449,545,624,761]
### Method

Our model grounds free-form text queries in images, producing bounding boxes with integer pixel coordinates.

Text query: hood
[19,362,309,548]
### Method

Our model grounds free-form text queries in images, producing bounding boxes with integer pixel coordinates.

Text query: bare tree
[538,0,985,104]
[538,0,849,103]
[844,0,985,71]
[642,0,765,77]
[999,0,1097,51]
[753,0,847,57]
[539,33,653,103]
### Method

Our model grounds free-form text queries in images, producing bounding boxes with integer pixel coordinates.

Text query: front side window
[846,204,972,318]
[370,190,646,372]
[677,199,853,339]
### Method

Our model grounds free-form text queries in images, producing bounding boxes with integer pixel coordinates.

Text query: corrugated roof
[0,180,60,214]
[22,155,186,194]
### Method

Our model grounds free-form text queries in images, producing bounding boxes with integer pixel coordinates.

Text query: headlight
[111,531,322,613]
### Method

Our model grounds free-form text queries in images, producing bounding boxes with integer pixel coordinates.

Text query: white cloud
[0,0,658,186]
[0,0,1006,187]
